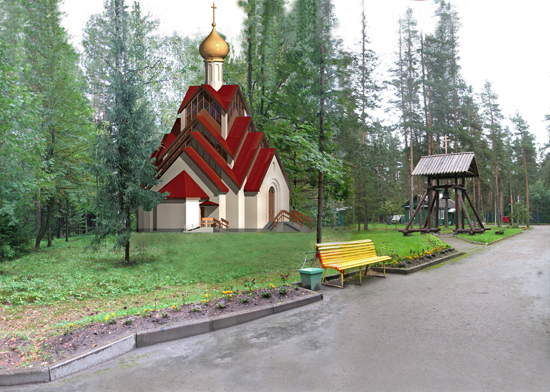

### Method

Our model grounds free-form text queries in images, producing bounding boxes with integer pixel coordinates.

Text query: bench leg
[321,269,345,289]
[359,267,362,285]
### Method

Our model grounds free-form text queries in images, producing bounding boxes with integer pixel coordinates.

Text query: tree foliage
[84,0,164,262]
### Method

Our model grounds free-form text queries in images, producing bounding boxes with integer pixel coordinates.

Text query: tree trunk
[247,5,253,106]
[47,218,52,247]
[490,103,500,227]
[521,142,530,227]
[316,5,326,244]
[65,198,69,242]
[35,197,54,249]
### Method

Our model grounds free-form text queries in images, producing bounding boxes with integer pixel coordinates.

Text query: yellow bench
[316,239,391,289]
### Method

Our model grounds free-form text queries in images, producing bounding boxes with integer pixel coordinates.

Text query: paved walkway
[8,227,550,392]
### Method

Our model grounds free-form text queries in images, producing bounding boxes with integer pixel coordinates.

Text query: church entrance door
[269,187,275,222]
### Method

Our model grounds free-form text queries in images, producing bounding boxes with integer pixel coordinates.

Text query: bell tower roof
[199,3,229,62]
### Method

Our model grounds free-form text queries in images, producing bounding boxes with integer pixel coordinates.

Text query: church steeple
[199,3,229,91]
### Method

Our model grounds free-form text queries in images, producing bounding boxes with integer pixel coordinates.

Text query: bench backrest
[316,239,379,266]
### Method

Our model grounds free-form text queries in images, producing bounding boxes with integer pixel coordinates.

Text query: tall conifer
[86,0,163,263]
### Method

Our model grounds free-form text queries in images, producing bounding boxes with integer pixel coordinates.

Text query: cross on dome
[211,2,217,27]
[199,2,229,63]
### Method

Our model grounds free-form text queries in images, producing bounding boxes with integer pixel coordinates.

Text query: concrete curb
[453,230,523,246]
[0,292,322,386]
[273,294,323,313]
[371,251,465,275]
[486,231,524,246]
[136,319,211,348]
[212,305,274,330]
[49,333,136,381]
[0,366,50,387]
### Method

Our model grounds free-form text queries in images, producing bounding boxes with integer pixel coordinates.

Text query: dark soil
[387,248,457,269]
[0,285,311,371]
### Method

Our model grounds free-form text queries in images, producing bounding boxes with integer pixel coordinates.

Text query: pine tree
[86,0,164,263]
[479,81,505,226]
[541,113,550,186]
[7,0,94,248]
[511,112,537,227]
[388,7,422,227]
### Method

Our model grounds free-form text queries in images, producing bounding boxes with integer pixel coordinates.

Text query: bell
[442,188,451,200]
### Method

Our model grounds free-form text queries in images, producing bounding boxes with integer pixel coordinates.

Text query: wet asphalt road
[6,227,550,392]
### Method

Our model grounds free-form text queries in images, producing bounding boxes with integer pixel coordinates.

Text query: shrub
[0,213,31,259]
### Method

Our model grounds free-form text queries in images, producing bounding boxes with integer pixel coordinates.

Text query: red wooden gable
[159,171,208,199]
[183,147,229,193]
[226,117,250,156]
[245,148,275,192]
[153,84,291,196]
[177,84,239,115]
[177,86,200,114]
[233,132,263,185]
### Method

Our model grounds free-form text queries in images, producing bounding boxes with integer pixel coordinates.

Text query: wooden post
[435,178,440,229]
[464,190,486,230]
[461,175,465,230]
[457,192,474,232]
[455,176,459,234]
[426,176,433,233]
[403,191,429,231]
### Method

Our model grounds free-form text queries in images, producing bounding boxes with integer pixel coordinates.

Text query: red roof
[156,83,291,196]
[178,85,240,114]
[159,171,208,199]
[203,84,238,110]
[200,200,219,206]
[156,134,170,158]
[233,132,263,185]
[183,147,229,193]
[191,131,239,185]
[245,148,275,192]
[164,133,176,150]
[226,117,250,155]
[177,86,200,114]
[170,118,181,137]
[197,116,232,155]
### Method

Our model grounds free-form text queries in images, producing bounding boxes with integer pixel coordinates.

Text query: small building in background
[402,195,456,226]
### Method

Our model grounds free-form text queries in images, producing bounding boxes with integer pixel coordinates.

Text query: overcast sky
[60,0,549,148]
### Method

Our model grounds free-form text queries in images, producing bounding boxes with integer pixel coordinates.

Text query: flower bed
[0,283,309,371]
[372,249,463,275]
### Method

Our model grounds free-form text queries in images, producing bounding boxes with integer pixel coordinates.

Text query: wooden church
[137,5,295,233]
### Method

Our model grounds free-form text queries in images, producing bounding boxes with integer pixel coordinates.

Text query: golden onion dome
[199,25,229,62]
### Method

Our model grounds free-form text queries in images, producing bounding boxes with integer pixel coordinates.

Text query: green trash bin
[298,267,324,291]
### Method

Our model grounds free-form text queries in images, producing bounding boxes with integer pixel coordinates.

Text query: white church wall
[137,208,147,232]
[225,189,240,229]
[218,194,226,221]
[184,199,201,229]
[222,172,242,229]
[245,195,258,229]
[156,201,186,232]
[256,156,290,228]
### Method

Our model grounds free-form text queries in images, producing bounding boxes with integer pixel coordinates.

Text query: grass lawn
[0,225,443,339]
[457,227,524,243]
